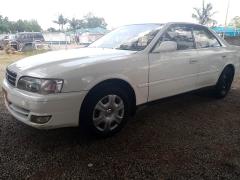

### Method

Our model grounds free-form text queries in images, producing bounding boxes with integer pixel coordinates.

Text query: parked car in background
[9,32,45,51]
[0,34,14,50]
[0,35,5,50]
[2,23,240,136]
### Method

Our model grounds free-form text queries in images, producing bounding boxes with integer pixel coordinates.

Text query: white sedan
[2,23,240,136]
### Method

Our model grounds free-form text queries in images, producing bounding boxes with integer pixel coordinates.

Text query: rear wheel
[21,44,34,52]
[80,84,132,137]
[214,66,234,98]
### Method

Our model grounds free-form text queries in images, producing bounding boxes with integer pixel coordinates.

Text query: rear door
[193,26,227,87]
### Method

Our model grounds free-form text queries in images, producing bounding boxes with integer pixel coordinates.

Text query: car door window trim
[192,26,223,49]
[150,24,197,53]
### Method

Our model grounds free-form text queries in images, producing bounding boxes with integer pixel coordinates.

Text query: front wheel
[80,85,132,137]
[214,67,234,98]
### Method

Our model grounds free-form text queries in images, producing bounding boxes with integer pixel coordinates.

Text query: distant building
[212,27,240,37]
[43,32,71,44]
[44,28,108,45]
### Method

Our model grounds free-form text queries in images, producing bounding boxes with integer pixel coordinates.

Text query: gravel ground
[1,79,240,179]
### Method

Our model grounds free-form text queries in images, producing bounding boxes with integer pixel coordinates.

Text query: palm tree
[229,16,240,28]
[192,0,217,26]
[53,14,67,31]
[68,18,80,31]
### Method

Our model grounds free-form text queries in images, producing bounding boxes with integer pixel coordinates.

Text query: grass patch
[0,49,49,66]
[0,50,49,88]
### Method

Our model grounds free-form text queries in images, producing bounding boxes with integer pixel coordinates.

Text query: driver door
[148,24,199,101]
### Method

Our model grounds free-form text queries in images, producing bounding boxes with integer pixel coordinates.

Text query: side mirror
[153,41,177,53]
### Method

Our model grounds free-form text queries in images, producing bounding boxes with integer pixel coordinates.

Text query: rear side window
[35,34,41,39]
[19,35,24,40]
[193,27,221,48]
[28,34,33,39]
[159,25,195,50]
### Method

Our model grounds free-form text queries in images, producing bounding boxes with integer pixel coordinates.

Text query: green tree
[192,0,217,26]
[47,27,58,32]
[12,20,42,32]
[229,16,240,28]
[66,13,107,31]
[83,13,107,28]
[0,15,42,33]
[28,20,42,32]
[68,18,81,31]
[14,20,26,32]
[53,14,67,31]
[0,15,11,33]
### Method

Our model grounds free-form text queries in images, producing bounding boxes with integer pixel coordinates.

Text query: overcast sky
[0,0,239,30]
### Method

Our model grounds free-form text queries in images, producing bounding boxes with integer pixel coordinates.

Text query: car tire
[21,44,34,52]
[214,66,234,99]
[80,83,132,137]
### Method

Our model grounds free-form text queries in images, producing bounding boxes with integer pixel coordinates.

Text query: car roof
[123,22,208,29]
[17,32,42,35]
[124,23,164,26]
[166,22,209,28]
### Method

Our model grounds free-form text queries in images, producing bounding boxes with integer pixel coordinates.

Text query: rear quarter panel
[224,46,240,80]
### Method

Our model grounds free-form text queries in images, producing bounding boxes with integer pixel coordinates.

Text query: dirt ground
[1,73,240,179]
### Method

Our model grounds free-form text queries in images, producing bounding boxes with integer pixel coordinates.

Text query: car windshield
[89,24,163,51]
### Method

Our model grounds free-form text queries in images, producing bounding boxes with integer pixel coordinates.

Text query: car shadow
[10,90,218,147]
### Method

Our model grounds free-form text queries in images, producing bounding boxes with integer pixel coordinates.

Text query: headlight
[17,76,63,94]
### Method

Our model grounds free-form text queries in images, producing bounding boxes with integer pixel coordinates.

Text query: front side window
[156,25,195,51]
[193,27,221,48]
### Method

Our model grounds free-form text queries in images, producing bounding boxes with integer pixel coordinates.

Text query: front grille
[6,69,17,86]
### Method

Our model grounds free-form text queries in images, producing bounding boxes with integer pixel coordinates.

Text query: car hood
[8,48,136,77]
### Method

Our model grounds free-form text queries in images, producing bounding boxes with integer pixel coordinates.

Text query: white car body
[2,23,240,129]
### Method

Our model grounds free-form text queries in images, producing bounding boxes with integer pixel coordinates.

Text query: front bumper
[2,79,87,129]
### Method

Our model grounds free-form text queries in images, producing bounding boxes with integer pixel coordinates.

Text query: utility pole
[223,0,230,39]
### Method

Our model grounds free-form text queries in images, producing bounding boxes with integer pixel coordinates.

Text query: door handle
[189,60,198,64]
[222,55,227,58]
